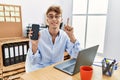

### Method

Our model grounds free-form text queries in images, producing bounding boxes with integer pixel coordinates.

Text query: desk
[21,60,120,80]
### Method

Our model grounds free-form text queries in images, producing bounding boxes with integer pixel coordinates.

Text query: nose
[52,17,57,20]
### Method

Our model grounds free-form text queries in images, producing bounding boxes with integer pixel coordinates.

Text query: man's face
[47,11,62,29]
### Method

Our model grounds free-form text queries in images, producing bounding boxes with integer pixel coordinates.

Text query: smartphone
[30,24,40,40]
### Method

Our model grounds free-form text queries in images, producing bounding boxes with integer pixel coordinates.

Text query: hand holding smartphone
[30,24,40,40]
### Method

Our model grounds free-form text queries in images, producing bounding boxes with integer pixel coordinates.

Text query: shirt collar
[46,28,61,38]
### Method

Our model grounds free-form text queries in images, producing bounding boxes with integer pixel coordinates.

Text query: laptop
[54,45,99,75]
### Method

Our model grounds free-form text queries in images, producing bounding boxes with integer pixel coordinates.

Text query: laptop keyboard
[63,64,75,73]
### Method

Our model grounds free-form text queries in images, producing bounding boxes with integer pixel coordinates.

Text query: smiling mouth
[51,22,57,25]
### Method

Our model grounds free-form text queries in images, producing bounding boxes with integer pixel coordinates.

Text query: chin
[52,25,59,29]
[52,27,58,29]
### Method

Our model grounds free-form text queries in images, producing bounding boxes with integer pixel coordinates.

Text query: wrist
[69,34,76,43]
[70,38,76,43]
[32,45,38,54]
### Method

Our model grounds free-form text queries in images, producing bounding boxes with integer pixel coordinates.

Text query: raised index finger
[67,18,69,26]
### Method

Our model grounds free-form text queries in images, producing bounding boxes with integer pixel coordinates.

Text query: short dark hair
[46,5,62,15]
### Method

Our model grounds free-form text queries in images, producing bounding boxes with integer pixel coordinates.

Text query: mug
[80,66,93,80]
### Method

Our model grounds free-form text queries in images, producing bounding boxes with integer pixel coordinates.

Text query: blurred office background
[0,0,120,61]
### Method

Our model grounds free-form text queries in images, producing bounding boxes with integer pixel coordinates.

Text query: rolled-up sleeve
[25,41,41,72]
[26,49,40,64]
[66,39,81,58]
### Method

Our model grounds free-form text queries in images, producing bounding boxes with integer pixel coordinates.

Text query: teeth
[52,22,56,24]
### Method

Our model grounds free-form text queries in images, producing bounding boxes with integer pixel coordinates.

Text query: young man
[25,5,80,72]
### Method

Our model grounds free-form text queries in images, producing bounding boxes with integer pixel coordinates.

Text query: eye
[47,15,61,19]
[55,16,60,19]
[47,15,53,19]
[49,16,54,19]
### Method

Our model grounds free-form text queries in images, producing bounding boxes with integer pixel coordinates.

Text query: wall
[104,0,120,61]
[0,0,72,37]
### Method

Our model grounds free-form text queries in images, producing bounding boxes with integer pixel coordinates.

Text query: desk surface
[21,58,120,80]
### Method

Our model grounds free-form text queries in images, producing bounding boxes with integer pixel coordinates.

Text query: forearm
[32,43,38,54]
[29,40,39,54]
[69,34,76,43]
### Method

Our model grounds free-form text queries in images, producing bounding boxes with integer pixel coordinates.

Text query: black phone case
[31,24,40,40]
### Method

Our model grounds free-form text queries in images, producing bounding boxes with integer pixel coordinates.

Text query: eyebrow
[48,14,53,15]
[48,14,61,16]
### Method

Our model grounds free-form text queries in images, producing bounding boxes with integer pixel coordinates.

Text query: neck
[49,28,59,37]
